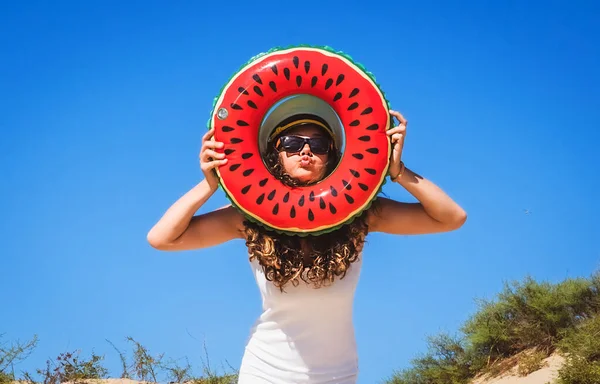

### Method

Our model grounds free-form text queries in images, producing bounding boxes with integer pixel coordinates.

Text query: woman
[147,109,467,383]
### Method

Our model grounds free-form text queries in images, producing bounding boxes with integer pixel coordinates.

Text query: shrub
[384,333,472,384]
[557,315,600,384]
[0,334,38,383]
[462,276,596,365]
[29,350,108,384]
[386,270,600,383]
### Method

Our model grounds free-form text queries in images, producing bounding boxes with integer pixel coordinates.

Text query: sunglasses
[275,135,332,155]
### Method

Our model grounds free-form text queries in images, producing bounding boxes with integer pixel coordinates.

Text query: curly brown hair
[243,127,374,291]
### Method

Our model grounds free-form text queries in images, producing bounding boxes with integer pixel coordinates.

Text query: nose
[300,143,313,156]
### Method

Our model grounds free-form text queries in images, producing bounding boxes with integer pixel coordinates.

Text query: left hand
[387,110,407,179]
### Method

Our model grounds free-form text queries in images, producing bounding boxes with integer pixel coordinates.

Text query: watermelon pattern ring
[208,46,391,236]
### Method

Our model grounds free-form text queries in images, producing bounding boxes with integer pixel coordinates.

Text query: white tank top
[238,256,362,384]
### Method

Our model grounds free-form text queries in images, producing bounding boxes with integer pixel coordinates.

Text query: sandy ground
[472,352,565,384]
[13,353,565,384]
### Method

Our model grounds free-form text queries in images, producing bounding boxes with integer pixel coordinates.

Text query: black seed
[321,63,328,76]
[365,168,376,175]
[342,180,352,190]
[350,169,360,178]
[345,194,355,204]
[243,169,255,176]
[230,103,242,110]
[359,135,371,141]
[256,193,265,205]
[290,205,296,218]
[319,197,326,209]
[348,102,359,111]
[241,185,251,194]
[304,61,310,74]
[336,74,345,86]
[311,76,317,87]
[252,74,262,84]
[229,164,241,171]
[359,183,369,191]
[330,186,338,197]
[269,81,277,92]
[349,88,360,98]
[272,203,279,215]
[237,120,249,126]
[349,120,360,126]
[293,56,299,69]
[259,178,268,187]
[366,124,379,130]
[222,126,234,132]
[284,68,290,80]
[247,100,257,109]
[267,189,276,201]
[333,92,342,102]
[329,203,337,214]
[283,192,290,203]
[352,153,364,159]
[230,138,243,144]
[298,195,305,207]
[361,107,373,115]
[309,191,315,201]
[366,148,379,154]
[238,87,249,95]
[325,78,333,90]
[308,209,314,221]
[224,149,235,155]
[253,86,263,97]
[271,65,278,75]
[241,152,253,159]
[296,75,302,87]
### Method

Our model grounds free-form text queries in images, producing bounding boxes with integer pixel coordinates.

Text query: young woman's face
[275,125,332,184]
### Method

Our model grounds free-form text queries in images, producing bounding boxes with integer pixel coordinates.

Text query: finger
[391,133,405,143]
[204,158,228,170]
[389,110,408,126]
[202,128,215,142]
[204,149,225,160]
[202,140,225,150]
[386,125,406,135]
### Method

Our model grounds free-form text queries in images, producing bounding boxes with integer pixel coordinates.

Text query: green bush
[0,334,38,383]
[29,350,108,384]
[462,276,596,364]
[386,271,600,384]
[557,315,600,384]
[557,357,600,384]
[384,334,473,384]
[0,334,237,384]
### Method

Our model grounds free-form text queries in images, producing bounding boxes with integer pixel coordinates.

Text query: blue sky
[1,1,599,383]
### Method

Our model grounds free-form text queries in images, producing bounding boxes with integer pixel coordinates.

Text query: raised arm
[147,129,245,251]
[368,170,466,234]
[368,110,467,235]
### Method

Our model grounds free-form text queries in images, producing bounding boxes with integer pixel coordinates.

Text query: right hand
[200,128,228,190]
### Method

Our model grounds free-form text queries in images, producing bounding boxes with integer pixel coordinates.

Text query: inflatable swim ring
[208,46,391,236]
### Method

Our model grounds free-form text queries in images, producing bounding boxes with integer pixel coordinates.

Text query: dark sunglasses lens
[281,137,305,152]
[308,138,330,154]
[279,136,330,154]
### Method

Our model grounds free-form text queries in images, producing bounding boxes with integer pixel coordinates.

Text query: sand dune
[472,352,565,384]
[13,352,566,384]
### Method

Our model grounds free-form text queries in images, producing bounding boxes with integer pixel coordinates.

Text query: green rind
[207,44,392,237]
